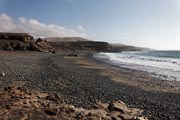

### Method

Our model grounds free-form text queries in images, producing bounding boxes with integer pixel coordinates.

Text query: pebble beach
[0,51,179,120]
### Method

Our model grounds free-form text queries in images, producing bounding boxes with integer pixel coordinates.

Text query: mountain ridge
[0,32,151,52]
[46,37,150,52]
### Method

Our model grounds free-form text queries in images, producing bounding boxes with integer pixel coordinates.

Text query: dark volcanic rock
[0,32,55,53]
[0,32,33,42]
[35,38,55,53]
[67,52,79,57]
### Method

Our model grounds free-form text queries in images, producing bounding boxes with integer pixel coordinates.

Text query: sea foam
[94,51,180,81]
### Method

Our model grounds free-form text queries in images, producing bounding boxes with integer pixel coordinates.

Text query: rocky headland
[0,32,55,53]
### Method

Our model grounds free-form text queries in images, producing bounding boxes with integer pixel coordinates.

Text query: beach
[0,51,179,120]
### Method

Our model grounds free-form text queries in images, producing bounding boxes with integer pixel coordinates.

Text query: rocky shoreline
[0,51,179,119]
[0,86,147,120]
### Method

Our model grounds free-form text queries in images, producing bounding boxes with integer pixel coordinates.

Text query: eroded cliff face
[0,33,144,53]
[0,32,55,53]
[47,37,143,52]
[0,33,33,42]
[49,41,112,52]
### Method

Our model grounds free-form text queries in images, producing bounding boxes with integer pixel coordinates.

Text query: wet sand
[0,51,179,120]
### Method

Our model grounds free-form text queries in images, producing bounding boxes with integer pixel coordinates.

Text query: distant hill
[46,37,149,52]
[46,37,111,51]
[109,43,151,52]
[46,37,91,42]
[0,33,150,52]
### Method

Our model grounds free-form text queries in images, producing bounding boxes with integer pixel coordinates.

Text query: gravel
[0,51,179,120]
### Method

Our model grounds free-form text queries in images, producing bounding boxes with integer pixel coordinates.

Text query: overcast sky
[0,0,180,50]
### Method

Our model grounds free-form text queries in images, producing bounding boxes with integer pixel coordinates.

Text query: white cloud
[65,0,73,3]
[0,13,17,31]
[77,25,85,31]
[0,13,89,38]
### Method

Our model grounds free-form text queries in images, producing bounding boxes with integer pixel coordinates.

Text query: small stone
[0,73,5,76]
[44,109,57,115]
[75,111,85,118]
[67,53,78,57]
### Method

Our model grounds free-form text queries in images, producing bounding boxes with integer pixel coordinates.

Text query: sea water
[94,51,180,81]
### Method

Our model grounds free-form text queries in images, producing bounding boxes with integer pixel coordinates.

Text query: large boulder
[34,38,55,53]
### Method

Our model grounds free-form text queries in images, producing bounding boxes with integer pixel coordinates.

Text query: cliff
[0,32,55,53]
[0,33,146,52]
[49,41,112,52]
[47,37,144,52]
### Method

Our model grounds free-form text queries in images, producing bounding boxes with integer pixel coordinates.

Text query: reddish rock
[0,86,148,120]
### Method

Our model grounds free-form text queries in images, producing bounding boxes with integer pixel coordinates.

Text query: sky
[0,0,180,50]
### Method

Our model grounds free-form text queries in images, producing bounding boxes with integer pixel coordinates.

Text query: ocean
[94,51,180,81]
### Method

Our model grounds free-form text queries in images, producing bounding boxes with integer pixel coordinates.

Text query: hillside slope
[47,37,146,52]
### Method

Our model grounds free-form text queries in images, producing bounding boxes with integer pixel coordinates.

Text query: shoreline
[0,51,179,119]
[58,51,180,120]
[92,52,180,93]
[93,52,180,82]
